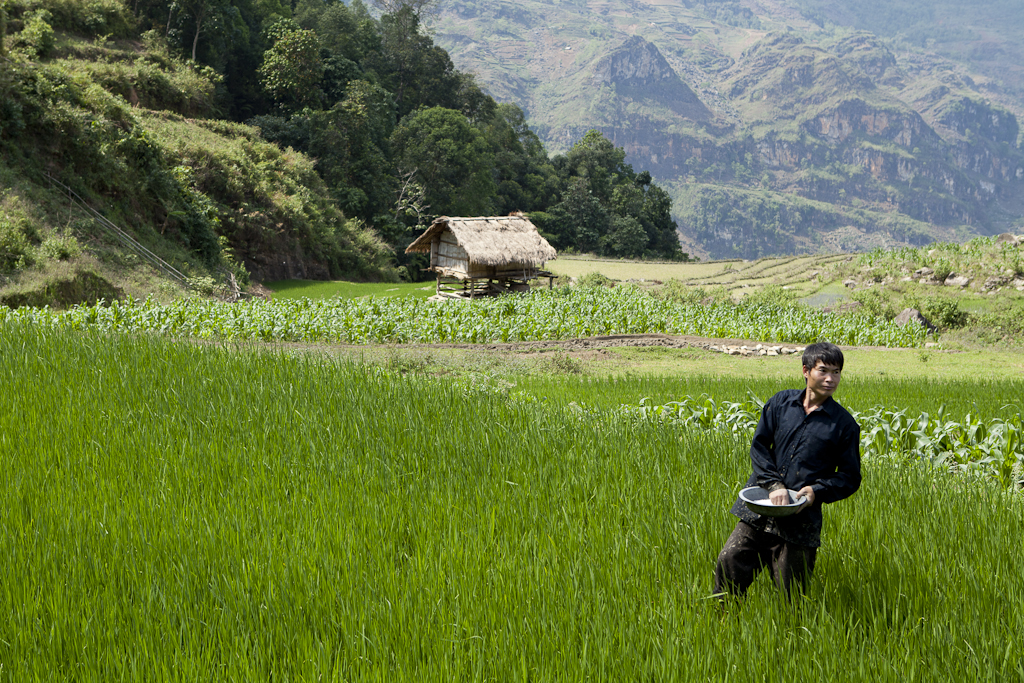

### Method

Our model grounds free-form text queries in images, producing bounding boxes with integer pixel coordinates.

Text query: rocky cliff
[435,0,1024,259]
[590,36,712,121]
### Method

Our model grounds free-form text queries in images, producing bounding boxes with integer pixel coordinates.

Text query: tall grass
[1,325,1021,679]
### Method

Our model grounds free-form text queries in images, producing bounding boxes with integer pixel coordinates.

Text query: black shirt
[729,388,862,548]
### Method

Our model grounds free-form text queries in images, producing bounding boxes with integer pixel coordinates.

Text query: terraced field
[547,254,849,300]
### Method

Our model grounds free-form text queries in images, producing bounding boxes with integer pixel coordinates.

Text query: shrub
[41,234,81,261]
[656,279,704,305]
[931,258,953,283]
[12,9,55,58]
[655,281,732,306]
[549,351,583,374]
[739,283,798,308]
[0,218,40,272]
[850,288,901,320]
[22,0,133,38]
[185,275,216,296]
[576,272,615,288]
[917,297,968,329]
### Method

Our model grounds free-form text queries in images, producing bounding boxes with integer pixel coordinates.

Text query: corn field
[0,286,927,346]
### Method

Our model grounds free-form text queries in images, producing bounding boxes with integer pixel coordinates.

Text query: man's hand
[768,488,792,506]
[795,486,816,511]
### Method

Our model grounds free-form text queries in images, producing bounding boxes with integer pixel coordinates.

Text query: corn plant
[0,286,928,347]
[629,396,1024,489]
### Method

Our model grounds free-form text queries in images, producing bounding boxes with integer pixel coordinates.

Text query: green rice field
[265,280,436,300]
[1,324,1022,680]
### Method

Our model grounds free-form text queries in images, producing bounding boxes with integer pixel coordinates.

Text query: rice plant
[0,324,1020,680]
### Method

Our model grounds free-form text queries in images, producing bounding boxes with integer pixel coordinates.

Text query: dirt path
[287,333,813,355]
[424,333,765,353]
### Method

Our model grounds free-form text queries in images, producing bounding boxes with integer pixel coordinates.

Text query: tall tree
[640,183,683,258]
[294,0,377,103]
[547,177,610,253]
[390,106,496,218]
[562,129,633,203]
[306,80,397,224]
[0,0,7,57]
[168,0,233,61]
[258,20,325,109]
[366,6,460,118]
[546,131,682,259]
[367,0,441,23]
[484,103,559,214]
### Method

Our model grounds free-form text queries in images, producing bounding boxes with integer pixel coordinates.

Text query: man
[714,341,861,598]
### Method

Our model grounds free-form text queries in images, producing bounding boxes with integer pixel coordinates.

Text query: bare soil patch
[291,333,805,355]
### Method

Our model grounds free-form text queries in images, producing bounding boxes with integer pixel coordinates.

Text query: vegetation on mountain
[792,0,1024,97]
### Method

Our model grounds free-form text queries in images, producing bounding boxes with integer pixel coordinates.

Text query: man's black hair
[802,342,844,371]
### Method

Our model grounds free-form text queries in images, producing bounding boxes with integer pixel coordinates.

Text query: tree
[563,129,633,203]
[454,72,496,124]
[610,183,644,218]
[390,106,496,218]
[484,103,559,214]
[169,0,232,61]
[151,0,286,116]
[366,6,461,118]
[601,215,648,258]
[548,177,609,253]
[0,0,7,57]
[307,80,397,223]
[367,0,441,23]
[258,21,325,109]
[548,130,682,259]
[640,184,683,258]
[296,0,366,62]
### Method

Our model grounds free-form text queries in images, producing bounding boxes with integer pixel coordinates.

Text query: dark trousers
[714,520,817,597]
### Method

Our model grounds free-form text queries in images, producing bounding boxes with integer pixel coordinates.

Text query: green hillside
[0,8,396,305]
[792,0,1024,100]
[1,0,697,307]
[433,0,1024,260]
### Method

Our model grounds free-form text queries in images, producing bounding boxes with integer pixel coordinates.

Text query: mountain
[432,0,1024,259]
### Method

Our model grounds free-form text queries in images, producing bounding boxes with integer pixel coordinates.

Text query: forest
[0,0,686,294]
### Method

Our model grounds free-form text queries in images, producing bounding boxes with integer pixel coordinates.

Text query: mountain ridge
[433,0,1024,259]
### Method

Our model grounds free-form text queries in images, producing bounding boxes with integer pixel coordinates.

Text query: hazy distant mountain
[433,0,1024,258]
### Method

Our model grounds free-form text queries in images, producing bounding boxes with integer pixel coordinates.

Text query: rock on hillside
[724,33,878,115]
[590,36,712,122]
[825,33,905,88]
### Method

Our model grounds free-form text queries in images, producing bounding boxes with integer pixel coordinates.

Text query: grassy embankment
[0,26,394,309]
[1,325,1022,680]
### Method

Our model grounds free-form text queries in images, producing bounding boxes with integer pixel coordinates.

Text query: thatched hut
[405,215,557,298]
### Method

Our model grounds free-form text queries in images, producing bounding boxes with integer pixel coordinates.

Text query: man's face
[803,360,842,398]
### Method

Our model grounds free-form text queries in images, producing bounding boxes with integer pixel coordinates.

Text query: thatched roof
[405,215,557,267]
